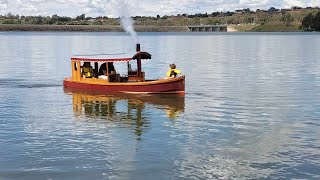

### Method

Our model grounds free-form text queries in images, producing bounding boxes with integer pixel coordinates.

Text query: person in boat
[108,62,116,75]
[99,62,118,81]
[166,63,181,78]
[99,62,116,75]
[82,62,94,78]
[99,63,106,76]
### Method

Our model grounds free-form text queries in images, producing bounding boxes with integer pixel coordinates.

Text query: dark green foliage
[58,16,72,22]
[301,13,314,30]
[76,14,86,21]
[3,19,19,24]
[160,16,168,20]
[301,11,320,31]
[312,11,320,31]
[244,16,254,23]
[188,13,209,18]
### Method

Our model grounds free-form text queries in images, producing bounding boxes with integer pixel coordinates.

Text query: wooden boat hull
[63,75,185,94]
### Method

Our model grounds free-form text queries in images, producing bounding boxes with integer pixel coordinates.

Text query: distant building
[268,7,280,14]
[305,6,320,10]
[175,14,185,18]
[256,9,268,13]
[235,9,244,14]
[211,12,220,17]
[88,18,96,22]
[224,11,234,16]
[292,6,303,11]
[281,8,291,13]
[217,13,225,17]
[310,6,320,10]
[243,8,252,13]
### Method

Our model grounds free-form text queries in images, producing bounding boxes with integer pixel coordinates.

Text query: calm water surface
[0,32,320,179]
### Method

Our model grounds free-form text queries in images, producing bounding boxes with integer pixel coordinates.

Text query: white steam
[117,0,138,44]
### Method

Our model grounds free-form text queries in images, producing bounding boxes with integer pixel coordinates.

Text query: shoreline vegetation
[0,24,190,32]
[1,6,320,32]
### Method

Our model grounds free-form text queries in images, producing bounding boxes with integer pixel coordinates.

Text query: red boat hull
[63,76,185,94]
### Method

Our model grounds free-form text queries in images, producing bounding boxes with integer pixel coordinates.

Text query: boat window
[74,62,78,71]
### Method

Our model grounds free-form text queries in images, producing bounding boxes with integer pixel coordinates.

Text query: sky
[0,0,319,17]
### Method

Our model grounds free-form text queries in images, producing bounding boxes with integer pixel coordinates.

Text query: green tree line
[301,11,320,31]
[0,9,320,32]
[0,13,115,25]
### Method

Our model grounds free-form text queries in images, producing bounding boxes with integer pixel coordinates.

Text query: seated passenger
[99,62,116,75]
[166,63,181,78]
[108,62,116,75]
[82,62,94,78]
[99,63,106,76]
[99,62,118,82]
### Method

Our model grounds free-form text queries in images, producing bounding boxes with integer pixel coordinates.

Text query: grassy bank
[228,24,258,32]
[228,22,302,32]
[251,22,302,32]
[0,24,189,32]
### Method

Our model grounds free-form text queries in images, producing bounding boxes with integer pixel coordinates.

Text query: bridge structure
[187,25,227,32]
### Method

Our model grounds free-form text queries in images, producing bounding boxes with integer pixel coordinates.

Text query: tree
[3,19,16,24]
[209,19,221,25]
[76,14,86,21]
[31,16,43,24]
[244,15,254,24]
[301,13,314,30]
[157,15,160,19]
[58,16,71,22]
[161,15,168,20]
[257,13,271,24]
[312,11,320,31]
[6,12,15,19]
[280,13,294,26]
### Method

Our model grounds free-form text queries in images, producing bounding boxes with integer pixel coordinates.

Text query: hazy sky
[0,0,319,17]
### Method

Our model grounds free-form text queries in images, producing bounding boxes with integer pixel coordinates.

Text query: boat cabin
[70,48,151,83]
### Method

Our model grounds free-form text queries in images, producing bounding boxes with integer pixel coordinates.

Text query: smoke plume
[117,0,138,44]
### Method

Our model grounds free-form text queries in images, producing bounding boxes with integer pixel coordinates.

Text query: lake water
[0,32,320,179]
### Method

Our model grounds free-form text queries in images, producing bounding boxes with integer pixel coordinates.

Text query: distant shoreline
[0,24,190,32]
[0,24,311,32]
[1,7,319,33]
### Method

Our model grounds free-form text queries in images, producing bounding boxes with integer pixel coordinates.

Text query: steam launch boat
[63,44,185,94]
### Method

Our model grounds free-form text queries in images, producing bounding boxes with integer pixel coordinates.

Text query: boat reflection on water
[64,87,185,139]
